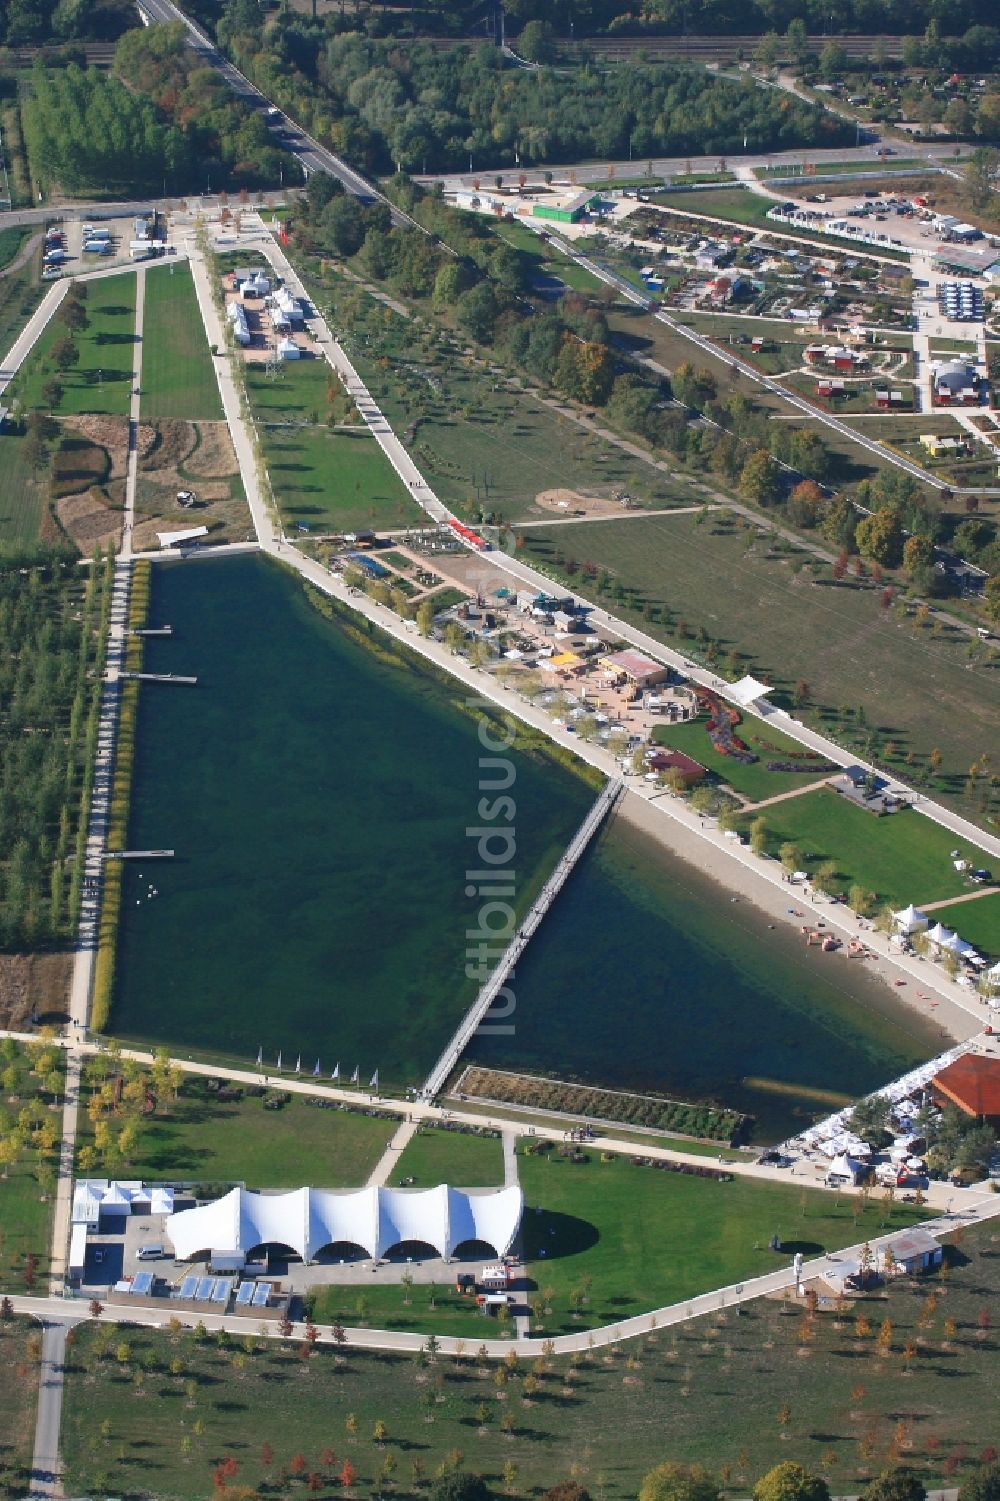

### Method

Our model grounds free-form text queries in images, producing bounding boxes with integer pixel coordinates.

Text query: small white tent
[894,904,929,934]
[927,923,956,948]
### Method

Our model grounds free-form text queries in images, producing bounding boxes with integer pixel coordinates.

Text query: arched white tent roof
[894,904,928,933]
[167,1185,523,1264]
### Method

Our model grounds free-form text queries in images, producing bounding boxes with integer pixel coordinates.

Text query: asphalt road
[135,0,416,226]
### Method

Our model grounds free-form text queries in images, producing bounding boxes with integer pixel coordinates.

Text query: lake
[111,553,594,1084]
[465,812,944,1142]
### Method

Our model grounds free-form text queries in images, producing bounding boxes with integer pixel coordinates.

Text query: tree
[753,1463,830,1501]
[856,508,903,567]
[821,495,857,550]
[416,599,435,637]
[779,842,802,877]
[750,816,768,856]
[518,20,556,63]
[639,1465,719,1501]
[431,1475,492,1501]
[51,335,79,373]
[902,534,935,579]
[541,1485,591,1501]
[739,449,782,508]
[958,1461,1000,1501]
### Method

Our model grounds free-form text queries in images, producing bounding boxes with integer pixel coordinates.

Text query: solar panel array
[177,1274,199,1299]
[252,1281,271,1307]
[195,1277,215,1301]
[234,1281,254,1306]
[211,1278,233,1304]
[130,1271,154,1296]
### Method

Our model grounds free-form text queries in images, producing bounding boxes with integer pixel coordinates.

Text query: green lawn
[140,264,222,422]
[517,1145,926,1336]
[245,357,332,422]
[651,715,834,801]
[75,1074,397,1189]
[0,1042,62,1293]
[738,789,992,909]
[0,226,33,270]
[516,514,1000,825]
[310,1279,502,1339]
[58,1219,1000,1500]
[0,1318,38,1496]
[261,425,423,534]
[494,219,604,293]
[925,891,1000,960]
[0,427,54,545]
[656,187,908,260]
[14,272,137,417]
[391,1126,505,1188]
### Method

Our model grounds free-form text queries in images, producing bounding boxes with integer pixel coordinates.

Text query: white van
[137,1244,163,1260]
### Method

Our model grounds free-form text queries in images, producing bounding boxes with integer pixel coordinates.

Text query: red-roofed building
[646,750,706,787]
[932,1053,1000,1124]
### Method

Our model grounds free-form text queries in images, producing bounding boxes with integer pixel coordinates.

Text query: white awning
[167,1185,523,1264]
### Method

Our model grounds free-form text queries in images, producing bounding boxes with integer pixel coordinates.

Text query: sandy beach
[616,785,985,1047]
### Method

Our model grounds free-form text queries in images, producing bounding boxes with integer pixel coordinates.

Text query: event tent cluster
[166,1185,523,1265]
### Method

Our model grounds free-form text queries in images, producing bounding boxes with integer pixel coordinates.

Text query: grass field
[310,1279,503,1339]
[517,1146,926,1336]
[75,1074,397,1189]
[494,219,604,293]
[391,1127,505,1189]
[140,264,222,422]
[260,425,423,533]
[516,514,1000,819]
[58,1218,1000,1499]
[244,358,332,422]
[0,427,55,545]
[0,226,33,270]
[296,252,688,519]
[13,272,137,417]
[738,790,992,909]
[651,715,835,801]
[0,1318,38,1496]
[0,1043,61,1293]
[925,892,1000,960]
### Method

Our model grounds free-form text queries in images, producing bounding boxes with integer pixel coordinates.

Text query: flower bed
[455,1066,745,1143]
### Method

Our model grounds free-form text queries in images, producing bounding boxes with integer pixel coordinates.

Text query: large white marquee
[166,1185,523,1264]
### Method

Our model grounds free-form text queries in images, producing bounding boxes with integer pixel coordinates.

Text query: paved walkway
[0,229,41,281]
[740,775,835,812]
[919,886,1000,913]
[0,278,70,398]
[366,1117,419,1188]
[28,1319,78,1500]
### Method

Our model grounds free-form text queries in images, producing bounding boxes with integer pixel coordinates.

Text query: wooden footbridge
[420,777,626,1100]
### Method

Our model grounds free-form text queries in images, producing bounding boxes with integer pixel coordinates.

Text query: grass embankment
[494,219,605,293]
[140,264,223,422]
[515,513,1000,824]
[0,1040,64,1293]
[60,1215,1000,1500]
[740,789,993,910]
[13,272,137,418]
[391,1125,504,1188]
[91,559,148,1034]
[75,1072,396,1189]
[517,1145,928,1336]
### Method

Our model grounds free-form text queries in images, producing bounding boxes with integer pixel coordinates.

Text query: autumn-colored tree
[339,1458,357,1490]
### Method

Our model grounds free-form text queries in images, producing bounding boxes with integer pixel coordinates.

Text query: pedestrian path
[366,1118,419,1188]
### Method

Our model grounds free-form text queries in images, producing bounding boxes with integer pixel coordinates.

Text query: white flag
[331,1063,340,1080]
[350,1066,359,1083]
[369,1070,378,1091]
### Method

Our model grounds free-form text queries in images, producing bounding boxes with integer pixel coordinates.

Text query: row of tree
[0,0,134,47]
[214,10,854,174]
[0,549,110,951]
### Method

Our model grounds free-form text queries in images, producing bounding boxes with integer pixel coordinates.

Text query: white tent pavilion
[167,1185,523,1266]
[927,923,956,949]
[943,932,978,959]
[894,904,929,934]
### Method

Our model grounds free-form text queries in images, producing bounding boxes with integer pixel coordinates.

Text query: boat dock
[420,777,626,1100]
[129,626,173,636]
[104,850,175,860]
[121,671,197,684]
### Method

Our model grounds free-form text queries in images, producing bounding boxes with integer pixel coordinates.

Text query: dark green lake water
[116,555,941,1139]
[111,554,593,1083]
[466,815,944,1143]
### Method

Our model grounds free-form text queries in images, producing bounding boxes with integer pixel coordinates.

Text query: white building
[241,272,271,300]
[166,1184,523,1265]
[277,336,301,361]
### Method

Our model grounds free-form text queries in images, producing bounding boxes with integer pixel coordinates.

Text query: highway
[134,0,416,227]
